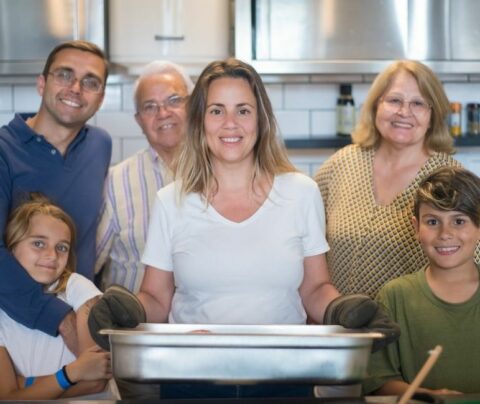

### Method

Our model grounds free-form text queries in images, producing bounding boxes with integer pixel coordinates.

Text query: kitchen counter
[0,399,364,404]
[2,395,480,404]
[284,136,480,149]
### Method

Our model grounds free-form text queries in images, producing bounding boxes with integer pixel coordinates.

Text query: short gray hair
[133,60,195,110]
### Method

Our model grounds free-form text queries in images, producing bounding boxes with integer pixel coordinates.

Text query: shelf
[284,137,351,149]
[454,135,480,146]
[284,135,480,149]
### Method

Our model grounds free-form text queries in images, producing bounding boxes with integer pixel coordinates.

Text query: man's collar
[13,113,88,147]
[148,145,159,162]
[14,113,37,143]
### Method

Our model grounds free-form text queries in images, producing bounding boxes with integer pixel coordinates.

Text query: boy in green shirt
[364,166,480,395]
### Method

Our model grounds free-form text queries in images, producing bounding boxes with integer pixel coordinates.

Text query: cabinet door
[255,0,407,61]
[0,0,105,60]
[109,0,230,64]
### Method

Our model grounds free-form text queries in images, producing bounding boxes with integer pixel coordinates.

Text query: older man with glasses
[0,41,111,357]
[95,61,193,293]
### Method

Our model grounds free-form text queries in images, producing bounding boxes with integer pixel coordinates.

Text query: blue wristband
[62,365,76,385]
[24,376,35,387]
[55,368,72,389]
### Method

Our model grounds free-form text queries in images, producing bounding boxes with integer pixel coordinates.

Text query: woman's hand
[65,345,111,383]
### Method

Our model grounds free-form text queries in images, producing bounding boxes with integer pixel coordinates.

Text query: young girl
[0,195,114,399]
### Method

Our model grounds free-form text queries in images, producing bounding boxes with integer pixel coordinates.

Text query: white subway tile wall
[311,110,337,138]
[122,83,136,111]
[0,86,13,111]
[285,83,336,110]
[287,149,333,177]
[265,83,283,109]
[1,74,480,175]
[13,85,41,112]
[275,110,310,139]
[100,84,123,111]
[0,113,12,125]
[94,111,138,138]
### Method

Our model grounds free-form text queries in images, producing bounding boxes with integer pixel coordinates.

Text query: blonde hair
[175,58,296,200]
[5,194,76,294]
[352,60,454,154]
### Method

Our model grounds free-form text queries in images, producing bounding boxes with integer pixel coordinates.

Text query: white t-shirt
[142,172,329,324]
[0,273,102,377]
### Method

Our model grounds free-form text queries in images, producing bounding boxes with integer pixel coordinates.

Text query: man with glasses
[0,40,111,355]
[96,61,193,293]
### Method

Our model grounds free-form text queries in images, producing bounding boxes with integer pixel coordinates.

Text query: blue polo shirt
[0,113,112,336]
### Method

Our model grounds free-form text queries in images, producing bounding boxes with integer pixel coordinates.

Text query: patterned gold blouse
[314,144,461,298]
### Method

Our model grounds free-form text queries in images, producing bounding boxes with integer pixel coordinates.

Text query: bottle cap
[450,102,462,112]
[340,83,352,96]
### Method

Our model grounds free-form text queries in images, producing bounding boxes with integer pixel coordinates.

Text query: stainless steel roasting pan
[100,324,382,384]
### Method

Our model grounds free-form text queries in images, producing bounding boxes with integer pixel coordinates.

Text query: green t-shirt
[363,267,480,394]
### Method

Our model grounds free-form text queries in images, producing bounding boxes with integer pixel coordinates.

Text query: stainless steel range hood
[0,0,106,76]
[235,0,480,75]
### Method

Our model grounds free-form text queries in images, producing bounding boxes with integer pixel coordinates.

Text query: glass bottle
[449,102,462,137]
[336,83,355,136]
[467,103,480,136]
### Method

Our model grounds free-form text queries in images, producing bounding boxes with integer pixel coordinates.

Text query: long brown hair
[174,58,296,200]
[5,194,77,294]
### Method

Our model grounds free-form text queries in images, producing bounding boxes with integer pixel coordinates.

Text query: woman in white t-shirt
[140,59,341,328]
[89,58,400,399]
[0,195,113,400]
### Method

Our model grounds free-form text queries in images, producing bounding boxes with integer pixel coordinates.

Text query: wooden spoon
[398,345,443,404]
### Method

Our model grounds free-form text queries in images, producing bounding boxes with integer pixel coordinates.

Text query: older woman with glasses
[314,60,462,299]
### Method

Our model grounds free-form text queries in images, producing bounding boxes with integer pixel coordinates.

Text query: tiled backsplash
[2,73,480,176]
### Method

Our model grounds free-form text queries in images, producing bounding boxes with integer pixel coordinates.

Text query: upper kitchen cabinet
[108,0,231,74]
[236,0,480,74]
[0,0,106,75]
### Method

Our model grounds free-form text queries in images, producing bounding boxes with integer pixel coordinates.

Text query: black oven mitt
[88,285,146,350]
[323,294,400,353]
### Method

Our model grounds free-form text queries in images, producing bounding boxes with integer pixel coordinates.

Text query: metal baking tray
[100,324,382,384]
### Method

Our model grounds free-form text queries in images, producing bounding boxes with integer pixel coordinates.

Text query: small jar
[467,103,480,136]
[449,102,462,137]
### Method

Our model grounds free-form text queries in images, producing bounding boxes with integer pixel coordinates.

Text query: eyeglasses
[48,68,104,94]
[139,95,187,116]
[380,95,431,116]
